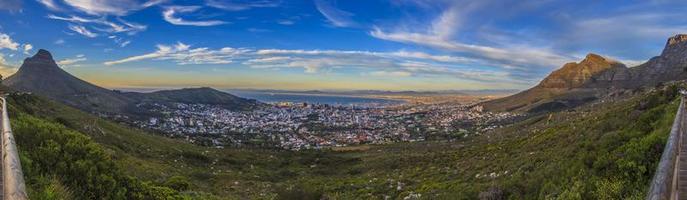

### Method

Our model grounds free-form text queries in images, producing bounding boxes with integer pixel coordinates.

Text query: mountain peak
[31,49,54,61]
[538,53,625,89]
[581,53,623,66]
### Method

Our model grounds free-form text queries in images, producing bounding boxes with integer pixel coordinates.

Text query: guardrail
[0,97,28,200]
[647,96,685,200]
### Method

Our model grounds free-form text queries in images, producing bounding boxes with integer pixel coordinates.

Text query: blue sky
[0,0,685,90]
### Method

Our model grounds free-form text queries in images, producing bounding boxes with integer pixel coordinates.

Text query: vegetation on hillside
[3,83,682,199]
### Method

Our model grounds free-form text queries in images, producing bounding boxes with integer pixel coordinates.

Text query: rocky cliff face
[482,34,687,113]
[627,34,687,87]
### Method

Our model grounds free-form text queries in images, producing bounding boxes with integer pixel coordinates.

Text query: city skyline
[0,0,685,90]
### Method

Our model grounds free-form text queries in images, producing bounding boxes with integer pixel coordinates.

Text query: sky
[0,0,685,91]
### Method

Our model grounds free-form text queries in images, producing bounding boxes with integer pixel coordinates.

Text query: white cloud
[68,24,98,38]
[206,0,279,11]
[314,0,357,27]
[163,6,227,26]
[63,0,162,16]
[104,43,531,85]
[22,44,33,55]
[0,34,20,51]
[55,39,65,45]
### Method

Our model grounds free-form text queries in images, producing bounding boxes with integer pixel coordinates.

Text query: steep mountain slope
[4,49,260,115]
[4,49,133,113]
[483,34,687,113]
[482,53,625,112]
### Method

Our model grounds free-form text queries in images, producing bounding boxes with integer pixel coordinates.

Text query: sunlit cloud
[0,33,20,50]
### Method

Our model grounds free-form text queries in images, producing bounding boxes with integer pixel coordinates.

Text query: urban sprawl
[124,101,522,150]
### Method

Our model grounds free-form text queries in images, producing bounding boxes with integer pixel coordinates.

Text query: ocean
[228,91,404,107]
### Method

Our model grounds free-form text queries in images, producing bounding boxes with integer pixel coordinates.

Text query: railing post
[1,97,28,200]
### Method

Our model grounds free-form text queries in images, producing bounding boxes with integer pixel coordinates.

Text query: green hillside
[4,83,682,199]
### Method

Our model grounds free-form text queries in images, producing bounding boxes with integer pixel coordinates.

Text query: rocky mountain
[4,49,132,113]
[482,34,687,113]
[4,49,260,115]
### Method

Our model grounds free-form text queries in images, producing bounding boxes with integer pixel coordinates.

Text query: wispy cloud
[68,24,98,38]
[104,43,529,85]
[48,14,147,35]
[37,0,61,11]
[62,0,162,16]
[205,0,279,11]
[314,0,358,27]
[162,6,228,26]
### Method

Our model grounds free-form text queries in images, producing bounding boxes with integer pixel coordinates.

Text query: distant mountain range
[4,49,260,116]
[482,34,687,113]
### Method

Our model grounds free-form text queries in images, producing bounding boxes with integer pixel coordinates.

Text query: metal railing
[0,97,28,200]
[647,96,686,200]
